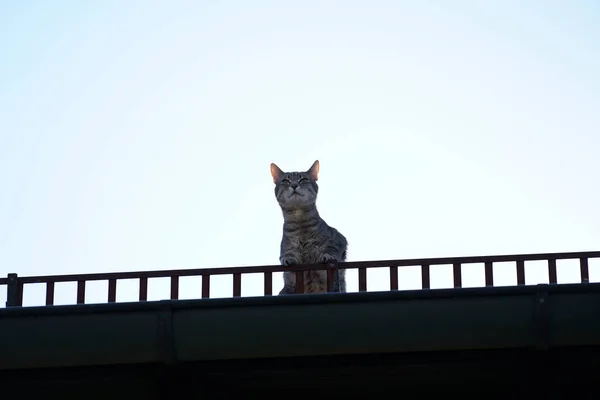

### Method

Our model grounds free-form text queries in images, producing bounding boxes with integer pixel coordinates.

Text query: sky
[1,0,599,307]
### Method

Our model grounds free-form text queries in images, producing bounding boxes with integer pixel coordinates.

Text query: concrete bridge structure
[2,251,599,398]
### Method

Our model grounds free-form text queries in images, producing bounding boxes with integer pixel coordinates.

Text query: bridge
[2,251,600,398]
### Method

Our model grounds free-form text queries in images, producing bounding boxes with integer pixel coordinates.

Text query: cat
[270,160,348,295]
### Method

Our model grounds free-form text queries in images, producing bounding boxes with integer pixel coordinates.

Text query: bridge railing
[2,251,599,307]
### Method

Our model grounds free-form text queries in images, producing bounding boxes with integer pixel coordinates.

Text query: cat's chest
[285,232,324,251]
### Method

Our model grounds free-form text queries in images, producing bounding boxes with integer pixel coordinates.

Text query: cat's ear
[307,160,320,181]
[270,163,284,184]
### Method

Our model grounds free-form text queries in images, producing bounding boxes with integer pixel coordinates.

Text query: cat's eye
[281,179,291,184]
[299,178,308,183]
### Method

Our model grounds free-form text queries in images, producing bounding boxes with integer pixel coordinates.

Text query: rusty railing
[1,250,599,307]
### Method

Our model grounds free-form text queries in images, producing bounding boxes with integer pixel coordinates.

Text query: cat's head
[270,160,320,208]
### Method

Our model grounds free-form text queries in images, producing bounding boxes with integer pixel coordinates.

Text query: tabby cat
[270,160,348,295]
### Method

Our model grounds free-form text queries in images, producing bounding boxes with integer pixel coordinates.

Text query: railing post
[6,273,21,307]
[327,261,339,292]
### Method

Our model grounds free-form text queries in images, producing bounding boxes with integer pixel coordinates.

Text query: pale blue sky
[1,1,599,306]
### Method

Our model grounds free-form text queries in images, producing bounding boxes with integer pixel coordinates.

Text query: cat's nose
[291,183,298,189]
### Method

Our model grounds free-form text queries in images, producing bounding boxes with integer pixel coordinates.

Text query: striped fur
[270,160,348,295]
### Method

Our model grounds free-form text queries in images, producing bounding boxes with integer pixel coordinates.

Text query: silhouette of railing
[2,251,599,307]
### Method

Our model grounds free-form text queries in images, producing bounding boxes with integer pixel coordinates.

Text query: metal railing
[2,250,599,307]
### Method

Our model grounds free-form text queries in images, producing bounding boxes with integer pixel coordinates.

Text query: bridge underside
[2,283,600,398]
[2,347,599,398]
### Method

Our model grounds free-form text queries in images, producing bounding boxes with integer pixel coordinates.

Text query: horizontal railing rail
[2,250,599,307]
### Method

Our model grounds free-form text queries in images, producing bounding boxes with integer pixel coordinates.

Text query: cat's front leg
[278,255,300,295]
[280,255,299,266]
[320,254,346,293]
[320,254,338,264]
